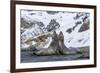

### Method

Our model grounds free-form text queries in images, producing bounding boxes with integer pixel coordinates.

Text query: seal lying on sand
[33,31,75,56]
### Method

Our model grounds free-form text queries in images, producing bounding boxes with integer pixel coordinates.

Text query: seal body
[33,31,73,55]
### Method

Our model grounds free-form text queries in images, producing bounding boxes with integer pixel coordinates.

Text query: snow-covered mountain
[20,10,90,49]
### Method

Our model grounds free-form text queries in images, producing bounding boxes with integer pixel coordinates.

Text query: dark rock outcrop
[46,11,59,15]
[66,21,82,34]
[46,19,60,32]
[78,20,89,32]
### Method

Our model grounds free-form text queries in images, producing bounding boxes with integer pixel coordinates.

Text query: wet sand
[21,50,89,63]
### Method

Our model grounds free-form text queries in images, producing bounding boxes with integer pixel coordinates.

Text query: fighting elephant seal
[33,31,70,55]
[58,31,70,54]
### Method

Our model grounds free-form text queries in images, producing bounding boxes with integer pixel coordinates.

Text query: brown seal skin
[58,31,69,54]
[33,31,70,56]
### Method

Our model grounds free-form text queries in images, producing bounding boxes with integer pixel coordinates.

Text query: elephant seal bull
[58,31,69,54]
[33,31,70,55]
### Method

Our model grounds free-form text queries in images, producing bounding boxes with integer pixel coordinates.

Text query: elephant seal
[33,31,61,55]
[33,31,76,56]
[58,31,69,54]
